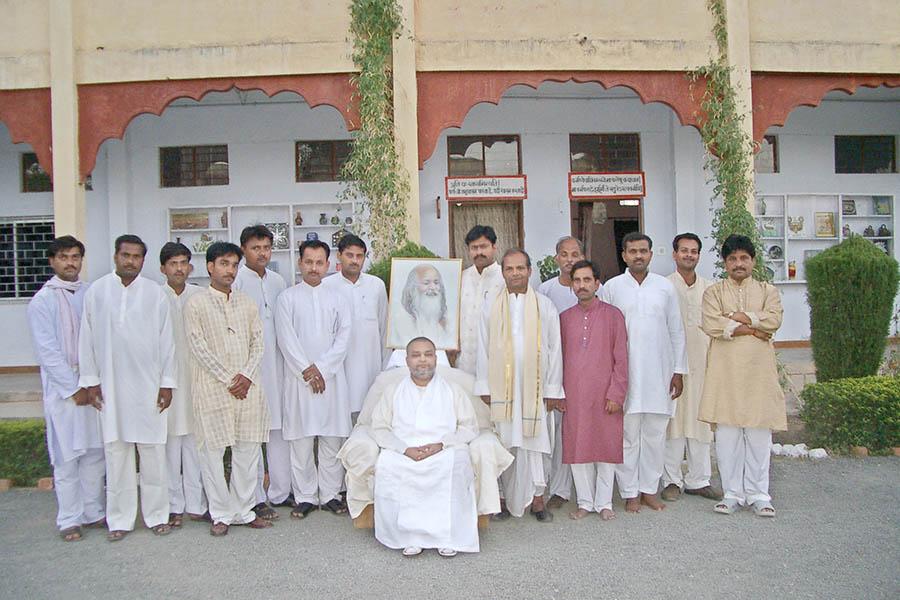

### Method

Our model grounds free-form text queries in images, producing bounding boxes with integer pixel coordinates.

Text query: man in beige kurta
[699,235,786,518]
[183,242,273,535]
[662,233,721,502]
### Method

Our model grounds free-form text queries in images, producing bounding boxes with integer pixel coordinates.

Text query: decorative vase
[864,225,875,237]
[788,260,796,280]
[319,213,327,225]
[306,232,318,241]
[345,216,353,225]
[220,211,228,228]
[294,210,303,226]
[878,224,891,237]
[331,215,340,225]
[757,198,766,216]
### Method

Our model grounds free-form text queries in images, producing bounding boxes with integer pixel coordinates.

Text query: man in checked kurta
[183,242,273,536]
[475,249,565,522]
[699,234,786,518]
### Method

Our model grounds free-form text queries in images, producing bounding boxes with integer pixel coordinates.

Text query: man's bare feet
[641,493,666,511]
[569,508,590,520]
[625,497,641,513]
[600,508,616,521]
[531,495,546,512]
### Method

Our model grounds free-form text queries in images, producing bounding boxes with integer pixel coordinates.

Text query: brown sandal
[151,523,172,536]
[210,522,229,537]
[168,513,183,528]
[106,530,128,542]
[60,526,82,542]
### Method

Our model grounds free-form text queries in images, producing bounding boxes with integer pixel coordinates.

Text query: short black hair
[622,232,653,251]
[465,225,497,246]
[337,234,367,254]
[501,248,531,268]
[159,242,192,265]
[570,259,601,281]
[672,232,703,252]
[206,241,243,265]
[115,234,147,256]
[299,239,331,260]
[721,234,756,259]
[240,224,274,247]
[47,235,85,258]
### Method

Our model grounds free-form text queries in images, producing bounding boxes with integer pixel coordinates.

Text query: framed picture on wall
[842,198,857,216]
[386,258,463,350]
[815,212,836,238]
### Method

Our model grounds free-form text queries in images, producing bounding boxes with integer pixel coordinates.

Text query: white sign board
[445,175,527,200]
[568,172,646,199]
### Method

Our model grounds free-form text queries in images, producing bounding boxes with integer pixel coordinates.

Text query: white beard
[411,293,444,327]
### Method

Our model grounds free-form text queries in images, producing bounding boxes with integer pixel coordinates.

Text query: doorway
[449,201,524,267]
[571,199,642,282]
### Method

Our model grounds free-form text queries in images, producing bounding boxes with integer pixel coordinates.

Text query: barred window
[22,153,53,193]
[160,145,229,187]
[296,140,352,182]
[569,134,641,172]
[0,219,56,299]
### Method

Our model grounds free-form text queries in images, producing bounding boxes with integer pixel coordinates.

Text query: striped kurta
[183,286,269,449]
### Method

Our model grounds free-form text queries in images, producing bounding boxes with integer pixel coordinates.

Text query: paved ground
[1,457,897,600]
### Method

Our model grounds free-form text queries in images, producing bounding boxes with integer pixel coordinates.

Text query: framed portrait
[841,198,856,216]
[873,196,892,216]
[386,258,463,350]
[814,212,836,238]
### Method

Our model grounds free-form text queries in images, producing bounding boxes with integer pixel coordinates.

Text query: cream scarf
[488,287,542,437]
[42,276,83,368]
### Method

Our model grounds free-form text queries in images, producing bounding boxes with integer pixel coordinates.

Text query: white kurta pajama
[162,283,207,516]
[233,265,291,505]
[78,273,176,532]
[475,289,565,518]
[372,375,479,553]
[28,279,105,531]
[323,272,388,414]
[601,272,686,498]
[537,275,580,502]
[456,263,505,375]
[276,281,352,505]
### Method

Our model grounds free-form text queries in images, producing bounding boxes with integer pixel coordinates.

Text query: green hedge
[0,419,51,486]
[800,375,900,454]
[367,240,440,289]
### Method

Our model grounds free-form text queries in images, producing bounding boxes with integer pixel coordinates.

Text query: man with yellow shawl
[475,249,565,522]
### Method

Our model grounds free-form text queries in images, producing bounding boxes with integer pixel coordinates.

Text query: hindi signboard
[445,175,527,201]
[568,172,646,200]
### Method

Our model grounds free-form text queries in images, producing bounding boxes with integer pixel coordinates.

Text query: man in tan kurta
[662,233,721,502]
[184,242,273,536]
[699,235,786,518]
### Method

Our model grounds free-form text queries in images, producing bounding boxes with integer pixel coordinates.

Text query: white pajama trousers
[571,462,615,513]
[198,441,260,525]
[52,448,106,530]
[255,428,291,505]
[289,436,345,505]
[663,437,712,490]
[616,413,669,498]
[548,412,573,500]
[715,425,772,506]
[104,441,168,531]
[499,447,548,518]
[165,434,207,515]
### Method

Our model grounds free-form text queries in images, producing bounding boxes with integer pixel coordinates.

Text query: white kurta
[600,272,687,416]
[28,283,103,465]
[456,263,505,375]
[233,265,286,429]
[537,276,579,313]
[78,273,176,444]
[275,281,352,439]
[323,272,388,413]
[372,375,479,552]
[163,283,204,437]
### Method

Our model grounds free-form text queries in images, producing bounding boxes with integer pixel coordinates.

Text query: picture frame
[264,222,290,250]
[171,211,210,230]
[873,196,892,216]
[841,198,856,216]
[814,212,836,238]
[386,258,463,350]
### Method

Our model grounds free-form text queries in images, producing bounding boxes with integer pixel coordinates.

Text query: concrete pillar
[48,0,86,239]
[724,0,756,213]
[392,0,421,242]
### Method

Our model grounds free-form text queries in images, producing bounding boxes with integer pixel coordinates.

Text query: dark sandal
[106,530,128,542]
[168,513,183,528]
[321,498,348,515]
[60,526,82,542]
[210,522,229,537]
[253,502,279,521]
[291,502,316,519]
[151,523,172,536]
[531,509,554,523]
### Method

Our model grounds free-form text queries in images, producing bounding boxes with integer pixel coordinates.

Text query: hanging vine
[690,0,768,280]
[342,0,410,260]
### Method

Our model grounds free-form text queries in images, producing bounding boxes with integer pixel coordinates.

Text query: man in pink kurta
[560,260,628,520]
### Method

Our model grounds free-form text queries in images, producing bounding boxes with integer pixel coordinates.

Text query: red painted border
[418,71,706,168]
[568,171,646,200]
[445,174,528,201]
[78,73,358,180]
[0,88,53,174]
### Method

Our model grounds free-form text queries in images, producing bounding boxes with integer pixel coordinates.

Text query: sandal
[168,513,183,528]
[106,530,128,542]
[321,498,348,515]
[151,523,172,536]
[210,522,229,537]
[752,501,776,518]
[714,498,741,515]
[84,518,106,529]
[253,502,280,521]
[60,526,83,542]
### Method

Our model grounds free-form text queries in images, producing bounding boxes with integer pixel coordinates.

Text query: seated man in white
[337,351,513,523]
[371,337,479,557]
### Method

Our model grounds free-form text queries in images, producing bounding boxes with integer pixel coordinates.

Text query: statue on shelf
[330,215,341,225]
[220,211,228,228]
[864,225,875,237]
[319,213,328,225]
[878,224,891,237]
[842,224,851,238]
[295,210,303,226]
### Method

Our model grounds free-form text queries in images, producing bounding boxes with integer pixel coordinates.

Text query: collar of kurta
[207,285,232,301]
[300,280,323,291]
[726,277,752,288]
[472,262,500,279]
[576,297,600,312]
[112,272,141,288]
[240,264,270,280]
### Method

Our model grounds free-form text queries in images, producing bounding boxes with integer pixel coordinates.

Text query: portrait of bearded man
[387,259,462,350]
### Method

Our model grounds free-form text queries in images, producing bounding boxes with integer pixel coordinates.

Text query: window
[754,135,779,174]
[22,153,52,193]
[296,140,352,182]
[835,136,896,174]
[447,135,521,177]
[569,134,641,172]
[160,145,229,187]
[0,219,55,299]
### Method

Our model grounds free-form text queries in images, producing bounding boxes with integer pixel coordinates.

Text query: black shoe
[321,498,348,515]
[290,502,317,519]
[531,509,554,523]
[490,508,511,522]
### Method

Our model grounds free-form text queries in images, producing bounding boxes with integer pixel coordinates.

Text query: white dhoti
[499,447,549,517]
[663,437,712,491]
[715,425,772,506]
[199,441,261,525]
[289,436,345,505]
[616,413,669,498]
[571,462,616,513]
[375,447,478,553]
[53,448,106,530]
[104,441,168,531]
[256,428,291,505]
[547,411,572,499]
[165,434,207,515]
